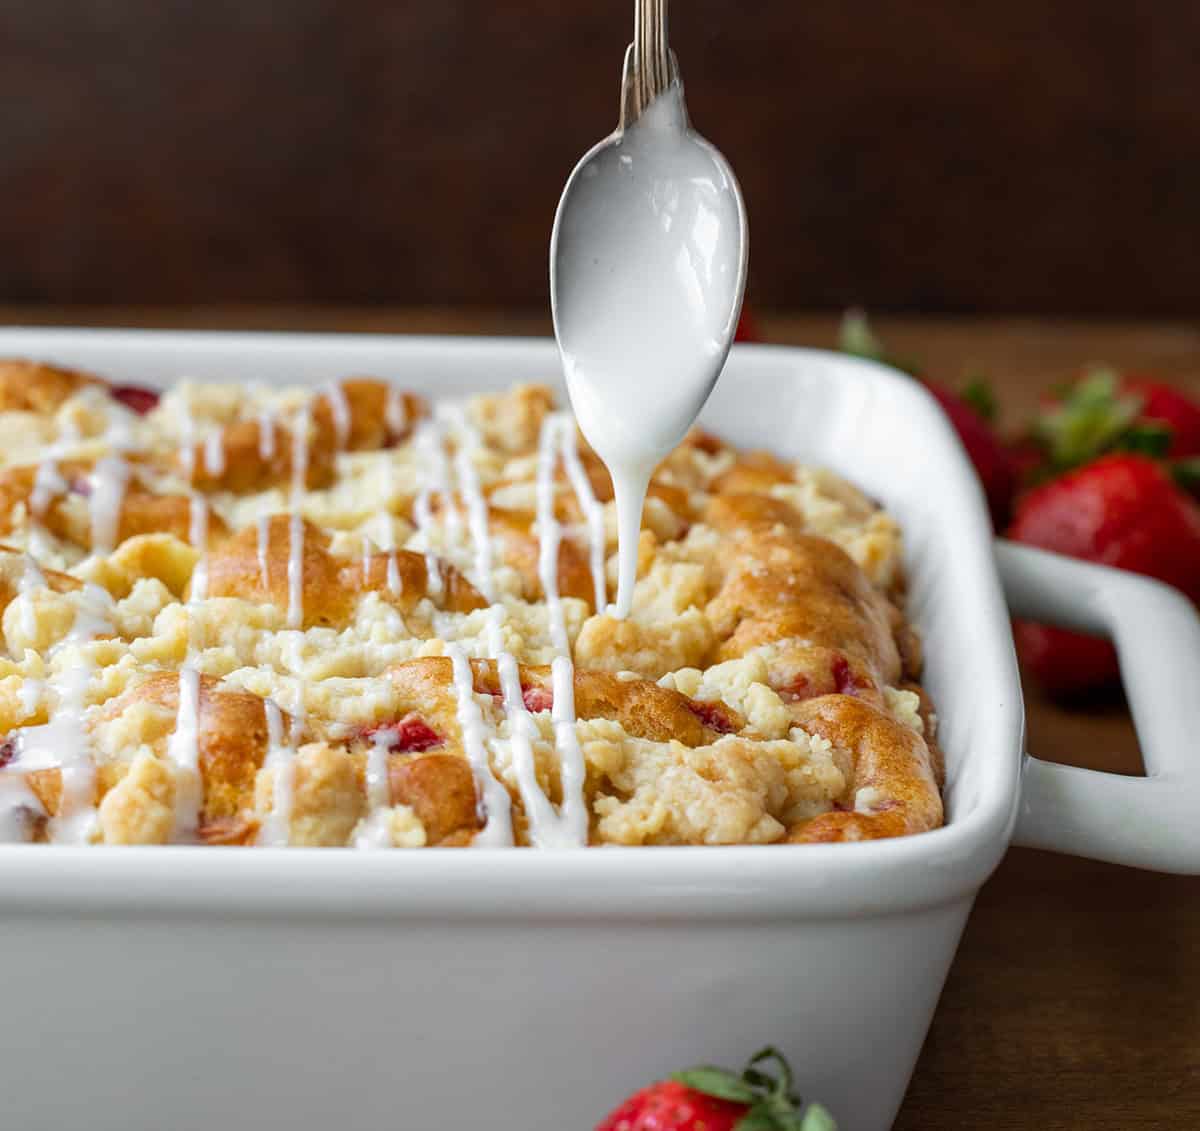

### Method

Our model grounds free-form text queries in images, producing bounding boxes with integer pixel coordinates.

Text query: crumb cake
[0,359,943,847]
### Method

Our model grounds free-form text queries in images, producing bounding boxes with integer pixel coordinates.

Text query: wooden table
[6,307,1198,1128]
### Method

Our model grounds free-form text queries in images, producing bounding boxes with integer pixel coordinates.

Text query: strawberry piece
[0,736,16,768]
[521,685,553,713]
[684,699,738,734]
[595,1047,834,1131]
[361,713,443,753]
[780,673,812,703]
[830,656,860,697]
[109,384,161,415]
[1008,453,1200,695]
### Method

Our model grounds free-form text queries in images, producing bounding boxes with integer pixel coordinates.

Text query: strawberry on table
[595,1047,835,1131]
[1008,453,1200,695]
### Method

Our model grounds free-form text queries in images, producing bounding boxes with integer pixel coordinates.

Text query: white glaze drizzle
[188,494,209,601]
[353,731,394,850]
[447,642,512,846]
[8,583,111,843]
[88,454,131,554]
[557,414,608,612]
[286,405,310,629]
[550,654,588,844]
[178,394,197,480]
[18,553,46,641]
[17,677,44,716]
[30,459,67,518]
[202,427,226,477]
[535,415,570,656]
[439,404,496,602]
[256,514,271,593]
[257,698,293,846]
[165,665,202,841]
[258,408,277,461]
[497,651,564,847]
[385,386,408,438]
[323,380,351,449]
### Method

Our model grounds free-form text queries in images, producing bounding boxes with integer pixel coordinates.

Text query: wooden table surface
[6,306,1198,1128]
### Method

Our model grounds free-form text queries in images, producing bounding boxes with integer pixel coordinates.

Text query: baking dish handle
[996,539,1200,874]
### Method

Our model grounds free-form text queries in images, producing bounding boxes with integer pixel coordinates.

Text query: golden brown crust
[703,496,900,701]
[785,694,942,842]
[96,672,291,837]
[200,515,485,625]
[178,418,337,494]
[0,359,103,414]
[0,462,229,549]
[489,507,598,611]
[312,379,427,451]
[387,752,481,846]
[24,673,295,844]
[384,656,743,748]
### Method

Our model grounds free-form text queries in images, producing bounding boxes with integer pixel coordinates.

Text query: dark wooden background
[3,1,1199,314]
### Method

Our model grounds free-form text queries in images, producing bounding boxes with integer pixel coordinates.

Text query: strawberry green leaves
[673,1047,837,1131]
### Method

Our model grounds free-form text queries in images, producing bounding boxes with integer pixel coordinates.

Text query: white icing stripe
[353,732,394,850]
[178,397,197,480]
[89,455,131,554]
[258,699,293,846]
[188,495,209,602]
[202,428,226,476]
[385,386,408,437]
[413,489,442,599]
[498,652,561,847]
[447,643,512,847]
[256,514,271,593]
[18,554,45,641]
[535,415,570,655]
[30,459,66,517]
[11,594,107,842]
[17,677,44,717]
[287,514,305,630]
[550,654,588,845]
[258,409,277,461]
[558,416,608,612]
[323,381,351,448]
[166,667,203,841]
[441,404,496,602]
[286,405,310,629]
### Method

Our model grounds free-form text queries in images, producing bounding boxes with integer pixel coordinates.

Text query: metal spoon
[549,0,749,616]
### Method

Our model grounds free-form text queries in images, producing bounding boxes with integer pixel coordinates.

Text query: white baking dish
[0,329,1197,1131]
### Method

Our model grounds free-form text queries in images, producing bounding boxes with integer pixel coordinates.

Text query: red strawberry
[360,713,443,753]
[595,1048,835,1131]
[1008,453,1200,695]
[109,383,161,415]
[521,685,553,713]
[1124,376,1200,458]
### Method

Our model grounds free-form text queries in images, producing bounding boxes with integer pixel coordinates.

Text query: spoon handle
[620,0,679,127]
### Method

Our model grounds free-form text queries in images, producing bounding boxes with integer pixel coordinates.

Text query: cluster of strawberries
[831,311,1200,697]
